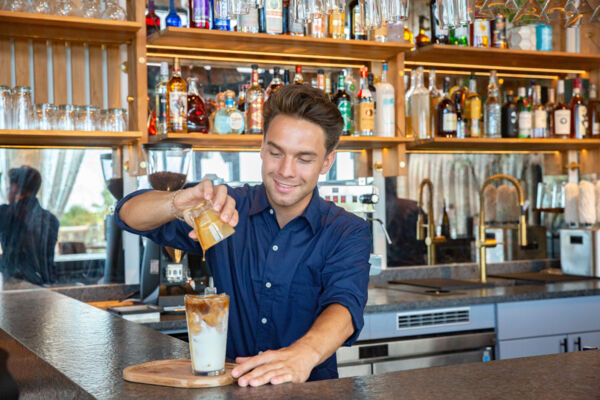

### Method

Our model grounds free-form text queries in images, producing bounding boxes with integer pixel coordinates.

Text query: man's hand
[174,180,239,240]
[231,342,320,387]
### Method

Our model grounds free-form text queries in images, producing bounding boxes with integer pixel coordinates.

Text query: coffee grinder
[100,151,124,283]
[141,143,200,308]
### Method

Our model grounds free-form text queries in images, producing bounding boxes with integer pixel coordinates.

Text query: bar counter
[1,288,600,399]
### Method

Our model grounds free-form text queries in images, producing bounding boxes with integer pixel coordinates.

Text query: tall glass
[78,106,100,131]
[185,293,230,376]
[38,103,58,130]
[57,105,76,130]
[108,108,128,131]
[0,86,11,129]
[13,86,34,130]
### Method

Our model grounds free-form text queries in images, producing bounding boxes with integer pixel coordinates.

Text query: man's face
[7,183,19,204]
[260,114,335,211]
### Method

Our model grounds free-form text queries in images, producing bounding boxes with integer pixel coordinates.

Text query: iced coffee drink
[185,293,229,376]
[183,200,235,257]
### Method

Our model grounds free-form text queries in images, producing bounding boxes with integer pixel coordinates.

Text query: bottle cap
[318,69,324,74]
[252,64,258,70]
[382,62,388,71]
[573,77,582,89]
[295,65,302,73]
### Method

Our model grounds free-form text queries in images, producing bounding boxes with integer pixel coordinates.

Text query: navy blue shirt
[115,184,371,381]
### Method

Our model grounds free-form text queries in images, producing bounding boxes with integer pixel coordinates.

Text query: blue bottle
[166,0,182,27]
[536,24,552,51]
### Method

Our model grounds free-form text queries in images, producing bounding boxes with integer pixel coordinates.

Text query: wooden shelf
[146,27,413,67]
[407,138,600,152]
[0,10,142,44]
[149,133,411,150]
[0,130,142,147]
[405,44,600,73]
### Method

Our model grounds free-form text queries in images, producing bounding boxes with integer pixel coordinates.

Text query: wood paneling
[89,44,103,107]
[14,39,29,87]
[33,40,48,104]
[0,129,142,147]
[71,43,86,105]
[407,138,600,152]
[0,38,10,86]
[107,45,121,108]
[53,41,68,105]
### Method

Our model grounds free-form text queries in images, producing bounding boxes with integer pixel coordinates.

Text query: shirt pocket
[289,282,321,316]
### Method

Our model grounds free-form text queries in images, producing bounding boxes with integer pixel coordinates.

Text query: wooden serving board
[123,359,236,388]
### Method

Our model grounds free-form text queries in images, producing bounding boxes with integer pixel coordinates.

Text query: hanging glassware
[512,0,543,25]
[324,0,345,14]
[540,0,566,22]
[306,0,324,20]
[479,0,506,17]
[454,0,474,26]
[565,0,593,26]
[474,0,495,19]
[388,0,410,21]
[365,0,383,29]
[591,3,600,26]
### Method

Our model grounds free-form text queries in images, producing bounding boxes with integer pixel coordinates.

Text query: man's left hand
[231,342,320,387]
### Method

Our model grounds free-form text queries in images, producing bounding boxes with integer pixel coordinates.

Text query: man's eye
[270,152,281,157]
[299,159,313,164]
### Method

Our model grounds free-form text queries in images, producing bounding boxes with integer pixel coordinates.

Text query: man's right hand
[174,180,239,241]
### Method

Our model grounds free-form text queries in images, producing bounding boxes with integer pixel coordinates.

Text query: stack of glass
[0,0,127,21]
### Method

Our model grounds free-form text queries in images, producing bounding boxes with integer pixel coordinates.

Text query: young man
[116,84,371,386]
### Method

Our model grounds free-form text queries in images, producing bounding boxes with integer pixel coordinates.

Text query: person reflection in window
[0,166,59,285]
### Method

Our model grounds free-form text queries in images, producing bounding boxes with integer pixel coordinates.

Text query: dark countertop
[1,288,600,399]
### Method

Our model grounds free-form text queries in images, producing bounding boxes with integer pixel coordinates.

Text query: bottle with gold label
[465,72,482,137]
[329,9,345,39]
[245,64,264,134]
[356,66,375,136]
[167,58,187,133]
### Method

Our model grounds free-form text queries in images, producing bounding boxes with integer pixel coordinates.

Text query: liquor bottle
[570,77,588,139]
[155,62,169,135]
[329,9,345,39]
[282,0,289,34]
[375,62,395,137]
[588,84,600,137]
[428,69,442,136]
[238,6,259,33]
[545,88,555,136]
[441,199,450,239]
[532,85,547,138]
[213,0,231,31]
[437,76,457,137]
[491,14,507,48]
[404,24,414,44]
[282,69,290,85]
[209,92,225,133]
[317,69,326,92]
[371,22,388,42]
[187,77,209,133]
[293,65,304,84]
[237,84,248,112]
[167,58,187,133]
[449,25,469,46]
[368,73,376,96]
[356,66,375,136]
[246,64,265,134]
[259,0,283,35]
[325,72,333,99]
[416,16,431,48]
[553,80,571,138]
[465,73,482,137]
[484,70,501,137]
[501,90,518,138]
[266,66,283,99]
[166,0,182,27]
[146,0,161,35]
[470,18,490,47]
[189,0,211,29]
[411,67,431,139]
[309,15,327,38]
[334,74,352,135]
[349,0,367,40]
[430,0,449,44]
[288,7,304,35]
[405,70,416,138]
[345,68,358,98]
[215,90,245,134]
[516,87,532,138]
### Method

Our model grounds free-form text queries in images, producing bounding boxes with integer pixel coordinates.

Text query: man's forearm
[119,190,175,231]
[292,303,355,366]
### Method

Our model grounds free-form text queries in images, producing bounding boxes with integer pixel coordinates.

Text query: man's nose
[278,156,296,178]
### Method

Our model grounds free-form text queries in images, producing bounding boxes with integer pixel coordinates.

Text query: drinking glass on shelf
[102,0,126,20]
[13,86,33,130]
[0,86,11,130]
[78,106,100,131]
[81,0,101,18]
[53,0,78,16]
[107,108,127,131]
[38,103,58,130]
[27,0,52,14]
[57,104,76,130]
[2,0,28,12]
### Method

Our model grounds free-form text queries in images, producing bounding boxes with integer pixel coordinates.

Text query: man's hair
[8,166,42,196]
[263,84,343,154]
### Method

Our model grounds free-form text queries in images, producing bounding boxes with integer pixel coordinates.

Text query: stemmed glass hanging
[540,0,567,22]
[592,2,600,25]
[455,0,474,26]
[365,0,383,29]
[388,0,410,21]
[565,0,593,26]
[479,0,506,18]
[473,0,494,19]
[324,0,345,14]
[512,0,543,25]
[505,0,518,10]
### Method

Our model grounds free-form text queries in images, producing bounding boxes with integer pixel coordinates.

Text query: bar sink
[387,278,518,291]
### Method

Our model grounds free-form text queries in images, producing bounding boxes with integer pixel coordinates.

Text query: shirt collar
[249,184,322,234]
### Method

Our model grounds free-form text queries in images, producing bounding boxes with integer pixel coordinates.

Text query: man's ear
[320,151,336,175]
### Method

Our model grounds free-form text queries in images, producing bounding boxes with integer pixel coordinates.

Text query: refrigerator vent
[397,307,470,330]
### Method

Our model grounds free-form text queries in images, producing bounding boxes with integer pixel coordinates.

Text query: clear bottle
[209,92,226,133]
[411,67,431,139]
[187,77,209,133]
[465,73,482,137]
[215,90,245,134]
[294,65,304,84]
[453,78,469,138]
[189,0,210,29]
[588,84,600,137]
[545,87,556,137]
[501,90,518,138]
[428,69,442,136]
[437,77,457,137]
[165,0,182,27]
[167,58,187,133]
[375,62,395,137]
[155,62,169,135]
[356,66,375,136]
[405,70,416,138]
[334,74,352,135]
[238,6,259,33]
[553,80,571,138]
[484,70,501,138]
[570,77,588,139]
[532,85,547,138]
[517,87,532,138]
[266,66,283,99]
[245,64,265,134]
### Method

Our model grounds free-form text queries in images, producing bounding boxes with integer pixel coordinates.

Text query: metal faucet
[477,174,528,283]
[416,179,445,265]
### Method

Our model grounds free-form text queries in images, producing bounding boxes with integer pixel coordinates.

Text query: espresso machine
[318,180,391,274]
[100,151,124,283]
[140,143,204,308]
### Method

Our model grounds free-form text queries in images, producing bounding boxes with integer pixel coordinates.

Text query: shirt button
[258,351,263,355]
[261,317,267,324]
[272,245,278,251]
[269,209,273,215]
[265,282,272,288]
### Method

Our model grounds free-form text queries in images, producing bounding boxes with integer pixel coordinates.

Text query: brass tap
[476,174,528,283]
[416,179,445,265]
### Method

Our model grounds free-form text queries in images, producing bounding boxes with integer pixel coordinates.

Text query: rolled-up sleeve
[317,219,371,346]
[113,189,201,254]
